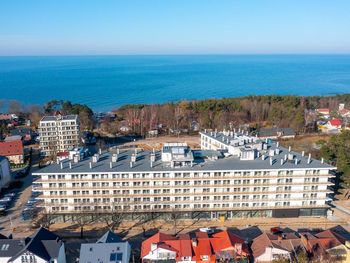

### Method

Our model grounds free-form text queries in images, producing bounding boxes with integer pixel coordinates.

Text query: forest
[105,94,350,135]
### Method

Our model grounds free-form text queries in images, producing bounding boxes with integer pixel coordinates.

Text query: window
[110,253,116,261]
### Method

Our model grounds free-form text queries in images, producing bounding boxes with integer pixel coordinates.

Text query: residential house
[338,104,350,118]
[0,157,11,192]
[251,231,304,262]
[316,108,331,118]
[0,239,25,263]
[10,128,37,145]
[257,127,296,140]
[141,230,249,263]
[79,230,131,263]
[0,140,24,164]
[327,119,343,130]
[0,227,66,263]
[301,229,349,262]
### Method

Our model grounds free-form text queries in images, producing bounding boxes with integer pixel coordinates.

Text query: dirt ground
[279,134,331,155]
[122,135,200,150]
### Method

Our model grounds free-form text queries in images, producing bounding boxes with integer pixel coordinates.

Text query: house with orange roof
[141,230,249,263]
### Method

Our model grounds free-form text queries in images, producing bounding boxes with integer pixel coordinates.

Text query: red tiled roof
[329,119,342,126]
[0,140,23,156]
[141,232,176,258]
[316,108,330,114]
[141,230,250,262]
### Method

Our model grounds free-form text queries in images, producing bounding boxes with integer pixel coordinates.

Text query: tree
[73,213,95,238]
[8,100,22,114]
[103,207,125,232]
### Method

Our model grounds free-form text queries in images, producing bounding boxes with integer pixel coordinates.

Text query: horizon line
[1,53,350,58]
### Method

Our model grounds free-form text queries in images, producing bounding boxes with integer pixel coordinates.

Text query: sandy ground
[121,135,200,150]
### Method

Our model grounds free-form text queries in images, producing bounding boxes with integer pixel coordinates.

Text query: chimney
[131,154,136,163]
[150,161,153,168]
[270,157,273,166]
[321,158,324,164]
[204,129,207,133]
[56,159,60,164]
[281,159,284,165]
[60,162,63,169]
[110,162,113,169]
[112,154,118,163]
[261,154,265,160]
[116,148,120,154]
[276,142,280,147]
[307,153,311,164]
[150,153,156,163]
[295,158,298,165]
[73,154,79,163]
[69,162,72,169]
[302,151,305,157]
[99,148,102,155]
[130,161,133,168]
[89,162,92,169]
[288,146,291,152]
[191,238,198,247]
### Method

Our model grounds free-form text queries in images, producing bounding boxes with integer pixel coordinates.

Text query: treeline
[319,130,350,190]
[112,94,350,135]
[0,99,94,130]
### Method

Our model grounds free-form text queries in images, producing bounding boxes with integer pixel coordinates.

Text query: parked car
[27,198,38,204]
[4,193,16,198]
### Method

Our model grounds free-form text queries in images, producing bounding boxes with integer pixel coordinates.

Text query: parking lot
[0,164,41,237]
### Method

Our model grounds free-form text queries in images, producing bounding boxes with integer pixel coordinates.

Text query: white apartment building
[38,114,80,156]
[32,131,336,220]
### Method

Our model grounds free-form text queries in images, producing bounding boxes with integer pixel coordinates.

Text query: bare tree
[103,207,125,232]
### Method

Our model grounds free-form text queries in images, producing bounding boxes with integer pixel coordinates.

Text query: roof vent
[131,153,137,163]
[92,154,99,163]
[112,154,118,163]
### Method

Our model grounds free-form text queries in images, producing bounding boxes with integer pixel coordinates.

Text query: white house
[142,243,177,262]
[79,230,131,263]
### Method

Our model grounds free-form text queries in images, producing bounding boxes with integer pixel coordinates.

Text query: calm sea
[1,55,350,112]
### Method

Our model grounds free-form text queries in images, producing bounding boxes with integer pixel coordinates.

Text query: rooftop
[34,143,334,174]
[0,140,23,157]
[40,114,78,122]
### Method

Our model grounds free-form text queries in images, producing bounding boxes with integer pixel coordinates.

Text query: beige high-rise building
[38,114,80,156]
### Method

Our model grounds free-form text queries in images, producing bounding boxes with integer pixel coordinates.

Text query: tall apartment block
[38,114,80,156]
[33,130,336,221]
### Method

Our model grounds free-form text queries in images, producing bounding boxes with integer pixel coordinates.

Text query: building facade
[38,115,80,156]
[33,131,335,220]
[0,156,11,191]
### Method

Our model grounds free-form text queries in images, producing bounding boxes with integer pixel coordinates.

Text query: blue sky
[0,0,350,55]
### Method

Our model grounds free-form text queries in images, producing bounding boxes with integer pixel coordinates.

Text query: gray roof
[79,242,130,263]
[40,115,78,122]
[0,240,24,258]
[34,143,335,175]
[10,227,62,262]
[97,230,123,243]
[258,127,296,137]
[4,135,22,142]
